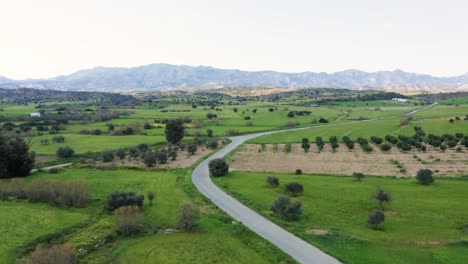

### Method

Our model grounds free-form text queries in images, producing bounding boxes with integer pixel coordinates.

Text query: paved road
[191,102,437,264]
[31,162,73,173]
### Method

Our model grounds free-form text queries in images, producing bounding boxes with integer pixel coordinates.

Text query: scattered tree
[56,146,75,158]
[271,195,302,221]
[187,144,197,155]
[164,119,185,144]
[373,189,392,210]
[416,169,434,185]
[368,210,385,230]
[208,158,229,177]
[353,172,365,181]
[105,192,144,212]
[148,191,155,206]
[0,134,35,179]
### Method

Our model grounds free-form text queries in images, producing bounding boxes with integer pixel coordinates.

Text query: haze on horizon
[0,0,467,80]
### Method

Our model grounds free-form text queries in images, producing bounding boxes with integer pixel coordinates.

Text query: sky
[0,0,467,79]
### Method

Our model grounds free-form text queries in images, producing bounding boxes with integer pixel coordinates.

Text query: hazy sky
[0,0,467,79]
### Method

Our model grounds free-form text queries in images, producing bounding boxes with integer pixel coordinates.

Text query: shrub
[52,136,65,143]
[295,169,302,175]
[385,135,398,144]
[208,158,229,177]
[116,149,126,160]
[143,152,157,167]
[380,143,391,152]
[370,136,383,145]
[113,206,144,236]
[287,111,295,118]
[416,169,434,185]
[187,144,197,155]
[56,146,75,158]
[48,167,60,174]
[26,178,89,207]
[224,128,240,136]
[271,195,302,221]
[352,172,364,181]
[266,176,279,188]
[168,150,177,160]
[137,143,149,152]
[207,129,213,137]
[101,150,115,162]
[318,117,328,123]
[368,210,385,229]
[21,243,76,264]
[285,182,304,196]
[176,202,200,232]
[155,151,167,164]
[206,140,218,149]
[105,192,144,212]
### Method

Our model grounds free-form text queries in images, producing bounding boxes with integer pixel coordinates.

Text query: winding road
[191,102,437,264]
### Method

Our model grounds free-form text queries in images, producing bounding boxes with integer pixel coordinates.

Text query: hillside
[1,64,467,92]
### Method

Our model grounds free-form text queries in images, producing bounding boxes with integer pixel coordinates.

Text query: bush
[266,176,279,188]
[368,210,385,229]
[52,136,65,143]
[56,146,74,158]
[187,144,197,155]
[285,182,304,196]
[101,150,115,162]
[380,143,391,152]
[370,136,383,145]
[352,172,364,181]
[271,195,302,221]
[208,158,229,177]
[206,140,218,149]
[207,129,213,137]
[113,206,144,236]
[142,152,156,167]
[318,117,328,123]
[21,243,76,264]
[48,167,60,174]
[295,169,302,175]
[105,192,144,212]
[116,149,126,159]
[416,169,434,185]
[26,178,89,207]
[176,202,200,232]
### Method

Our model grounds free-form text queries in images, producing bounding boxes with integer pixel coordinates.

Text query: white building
[30,112,41,117]
[391,98,408,102]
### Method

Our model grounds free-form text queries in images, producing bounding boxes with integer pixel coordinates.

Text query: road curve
[191,102,437,264]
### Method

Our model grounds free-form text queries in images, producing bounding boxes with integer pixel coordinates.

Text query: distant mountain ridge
[1,64,467,92]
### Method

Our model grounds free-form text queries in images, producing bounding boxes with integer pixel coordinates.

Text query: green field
[214,171,468,264]
[0,201,87,263]
[1,167,292,263]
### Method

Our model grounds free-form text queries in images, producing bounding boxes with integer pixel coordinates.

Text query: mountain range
[0,64,467,92]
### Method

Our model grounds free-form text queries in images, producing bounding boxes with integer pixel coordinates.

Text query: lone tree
[176,202,200,232]
[271,195,302,221]
[208,158,229,177]
[368,210,385,230]
[266,176,279,188]
[352,172,365,181]
[373,189,392,210]
[148,191,155,206]
[164,119,185,145]
[0,134,35,179]
[285,182,304,197]
[416,169,434,185]
[301,138,310,153]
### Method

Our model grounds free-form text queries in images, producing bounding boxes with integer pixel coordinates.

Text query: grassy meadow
[214,171,468,264]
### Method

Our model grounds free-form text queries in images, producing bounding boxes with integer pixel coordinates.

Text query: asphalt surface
[191,102,437,264]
